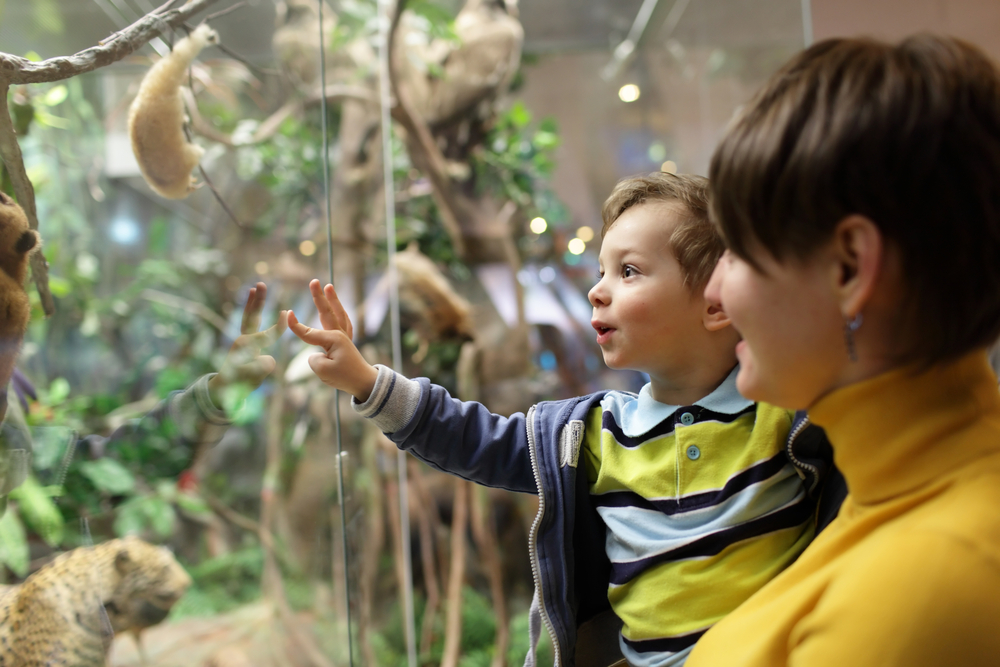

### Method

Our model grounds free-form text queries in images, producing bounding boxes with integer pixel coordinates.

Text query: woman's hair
[709,34,1000,364]
[602,172,723,292]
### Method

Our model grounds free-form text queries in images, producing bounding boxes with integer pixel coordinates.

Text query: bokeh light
[618,83,641,103]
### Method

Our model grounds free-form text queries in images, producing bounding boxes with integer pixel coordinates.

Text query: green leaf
[47,275,72,297]
[47,377,70,406]
[508,101,531,129]
[114,495,176,538]
[30,426,74,471]
[9,475,64,546]
[532,130,560,151]
[34,110,70,129]
[175,492,211,519]
[79,458,136,495]
[145,496,176,537]
[42,85,67,107]
[0,509,29,577]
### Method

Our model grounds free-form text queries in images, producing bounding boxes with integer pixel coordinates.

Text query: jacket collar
[808,350,1000,505]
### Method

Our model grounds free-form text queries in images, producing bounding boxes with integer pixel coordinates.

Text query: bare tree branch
[387,0,468,258]
[0,0,227,316]
[0,0,225,85]
[183,84,377,147]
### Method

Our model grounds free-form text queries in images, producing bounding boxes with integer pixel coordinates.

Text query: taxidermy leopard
[0,536,192,666]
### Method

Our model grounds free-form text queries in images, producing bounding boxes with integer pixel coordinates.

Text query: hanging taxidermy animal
[0,193,40,420]
[128,23,218,199]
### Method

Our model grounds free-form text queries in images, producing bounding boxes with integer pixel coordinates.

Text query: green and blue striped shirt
[583,368,815,667]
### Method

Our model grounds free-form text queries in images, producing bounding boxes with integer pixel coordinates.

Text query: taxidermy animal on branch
[272,0,376,96]
[0,536,191,667]
[390,243,474,362]
[128,23,218,199]
[397,0,523,158]
[0,192,40,422]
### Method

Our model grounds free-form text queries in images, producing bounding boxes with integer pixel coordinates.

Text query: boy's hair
[709,34,1000,364]
[601,172,723,292]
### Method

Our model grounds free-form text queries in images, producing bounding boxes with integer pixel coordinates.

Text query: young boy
[290,173,830,667]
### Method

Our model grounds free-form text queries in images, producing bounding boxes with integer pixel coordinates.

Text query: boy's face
[588,202,708,378]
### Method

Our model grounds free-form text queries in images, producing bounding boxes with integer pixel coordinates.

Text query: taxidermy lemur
[128,23,218,199]
[0,193,40,417]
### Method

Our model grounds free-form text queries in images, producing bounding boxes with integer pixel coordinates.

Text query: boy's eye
[622,265,635,278]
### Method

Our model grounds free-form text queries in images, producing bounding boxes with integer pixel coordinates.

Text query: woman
[689,35,1000,666]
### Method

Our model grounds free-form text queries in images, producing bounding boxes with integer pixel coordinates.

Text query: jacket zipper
[526,404,563,667]
[786,415,820,494]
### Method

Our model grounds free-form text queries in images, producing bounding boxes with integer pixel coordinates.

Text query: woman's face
[704,246,848,410]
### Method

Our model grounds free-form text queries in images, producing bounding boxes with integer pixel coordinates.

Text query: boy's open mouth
[592,321,615,344]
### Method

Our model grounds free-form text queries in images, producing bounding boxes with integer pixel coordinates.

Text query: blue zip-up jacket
[357,366,843,667]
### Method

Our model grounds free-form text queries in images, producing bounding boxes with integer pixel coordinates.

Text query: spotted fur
[0,536,191,666]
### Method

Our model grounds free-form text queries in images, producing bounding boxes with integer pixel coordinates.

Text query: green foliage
[79,458,136,495]
[9,474,64,546]
[0,506,29,577]
[2,0,567,641]
[508,609,554,667]
[373,586,526,667]
[475,101,562,212]
[171,547,265,618]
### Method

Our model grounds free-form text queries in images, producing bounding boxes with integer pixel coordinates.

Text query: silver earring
[844,313,863,362]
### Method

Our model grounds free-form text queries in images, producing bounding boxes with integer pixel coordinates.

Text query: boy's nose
[588,282,608,307]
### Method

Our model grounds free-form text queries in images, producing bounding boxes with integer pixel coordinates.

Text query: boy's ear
[830,215,883,318]
[703,300,732,332]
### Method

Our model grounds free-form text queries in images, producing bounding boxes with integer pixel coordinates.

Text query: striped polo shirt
[582,367,816,667]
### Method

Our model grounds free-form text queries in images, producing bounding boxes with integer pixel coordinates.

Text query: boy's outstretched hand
[208,282,288,408]
[288,279,379,402]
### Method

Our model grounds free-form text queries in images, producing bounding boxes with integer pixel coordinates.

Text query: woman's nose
[704,256,725,307]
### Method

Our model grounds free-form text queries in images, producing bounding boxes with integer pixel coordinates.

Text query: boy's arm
[290,280,537,493]
[357,365,537,493]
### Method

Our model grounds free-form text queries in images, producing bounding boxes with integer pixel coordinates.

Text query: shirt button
[687,445,701,460]
[680,412,695,426]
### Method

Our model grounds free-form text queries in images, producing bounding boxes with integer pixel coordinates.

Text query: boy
[290,173,830,667]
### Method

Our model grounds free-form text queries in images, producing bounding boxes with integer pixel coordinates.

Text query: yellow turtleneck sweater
[687,350,1000,666]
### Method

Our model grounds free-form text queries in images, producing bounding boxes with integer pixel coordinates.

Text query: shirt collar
[614,365,752,437]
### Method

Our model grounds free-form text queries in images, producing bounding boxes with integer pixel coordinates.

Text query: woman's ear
[831,215,884,318]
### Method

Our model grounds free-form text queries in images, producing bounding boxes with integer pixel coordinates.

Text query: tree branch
[0,0,225,85]
[0,0,227,316]
[387,0,468,258]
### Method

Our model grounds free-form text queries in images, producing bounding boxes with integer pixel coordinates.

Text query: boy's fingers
[309,280,353,336]
[288,311,340,349]
[323,283,353,339]
[309,279,339,332]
